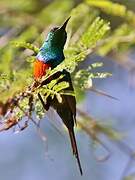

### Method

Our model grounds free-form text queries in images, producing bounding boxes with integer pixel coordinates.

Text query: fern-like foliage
[85,0,135,26]
[0,2,135,174]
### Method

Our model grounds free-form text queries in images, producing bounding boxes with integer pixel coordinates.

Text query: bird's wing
[61,70,77,123]
[65,95,76,122]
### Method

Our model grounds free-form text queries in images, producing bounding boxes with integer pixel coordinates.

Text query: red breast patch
[34,60,51,79]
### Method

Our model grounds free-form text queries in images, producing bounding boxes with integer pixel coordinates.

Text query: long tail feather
[69,128,83,175]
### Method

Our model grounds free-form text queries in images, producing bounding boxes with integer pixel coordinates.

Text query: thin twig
[88,87,119,101]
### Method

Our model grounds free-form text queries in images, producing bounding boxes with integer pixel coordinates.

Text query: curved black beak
[59,17,71,30]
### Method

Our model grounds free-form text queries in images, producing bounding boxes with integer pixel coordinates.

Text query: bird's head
[45,17,70,49]
[37,17,70,65]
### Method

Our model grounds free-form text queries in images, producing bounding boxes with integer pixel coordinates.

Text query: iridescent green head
[37,17,70,67]
[46,17,70,48]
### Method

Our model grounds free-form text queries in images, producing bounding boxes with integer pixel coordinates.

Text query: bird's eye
[51,27,59,32]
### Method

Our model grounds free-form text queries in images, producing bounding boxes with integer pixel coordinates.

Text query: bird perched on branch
[33,17,83,175]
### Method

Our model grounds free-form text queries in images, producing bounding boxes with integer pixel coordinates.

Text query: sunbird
[33,17,83,175]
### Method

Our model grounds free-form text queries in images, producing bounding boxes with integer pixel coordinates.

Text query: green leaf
[11,41,39,53]
[53,81,69,92]
[78,17,110,50]
[85,0,135,26]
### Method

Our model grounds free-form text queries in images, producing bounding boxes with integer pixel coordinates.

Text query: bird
[33,17,83,175]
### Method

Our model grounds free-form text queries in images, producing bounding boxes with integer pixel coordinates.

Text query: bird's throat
[37,43,65,67]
